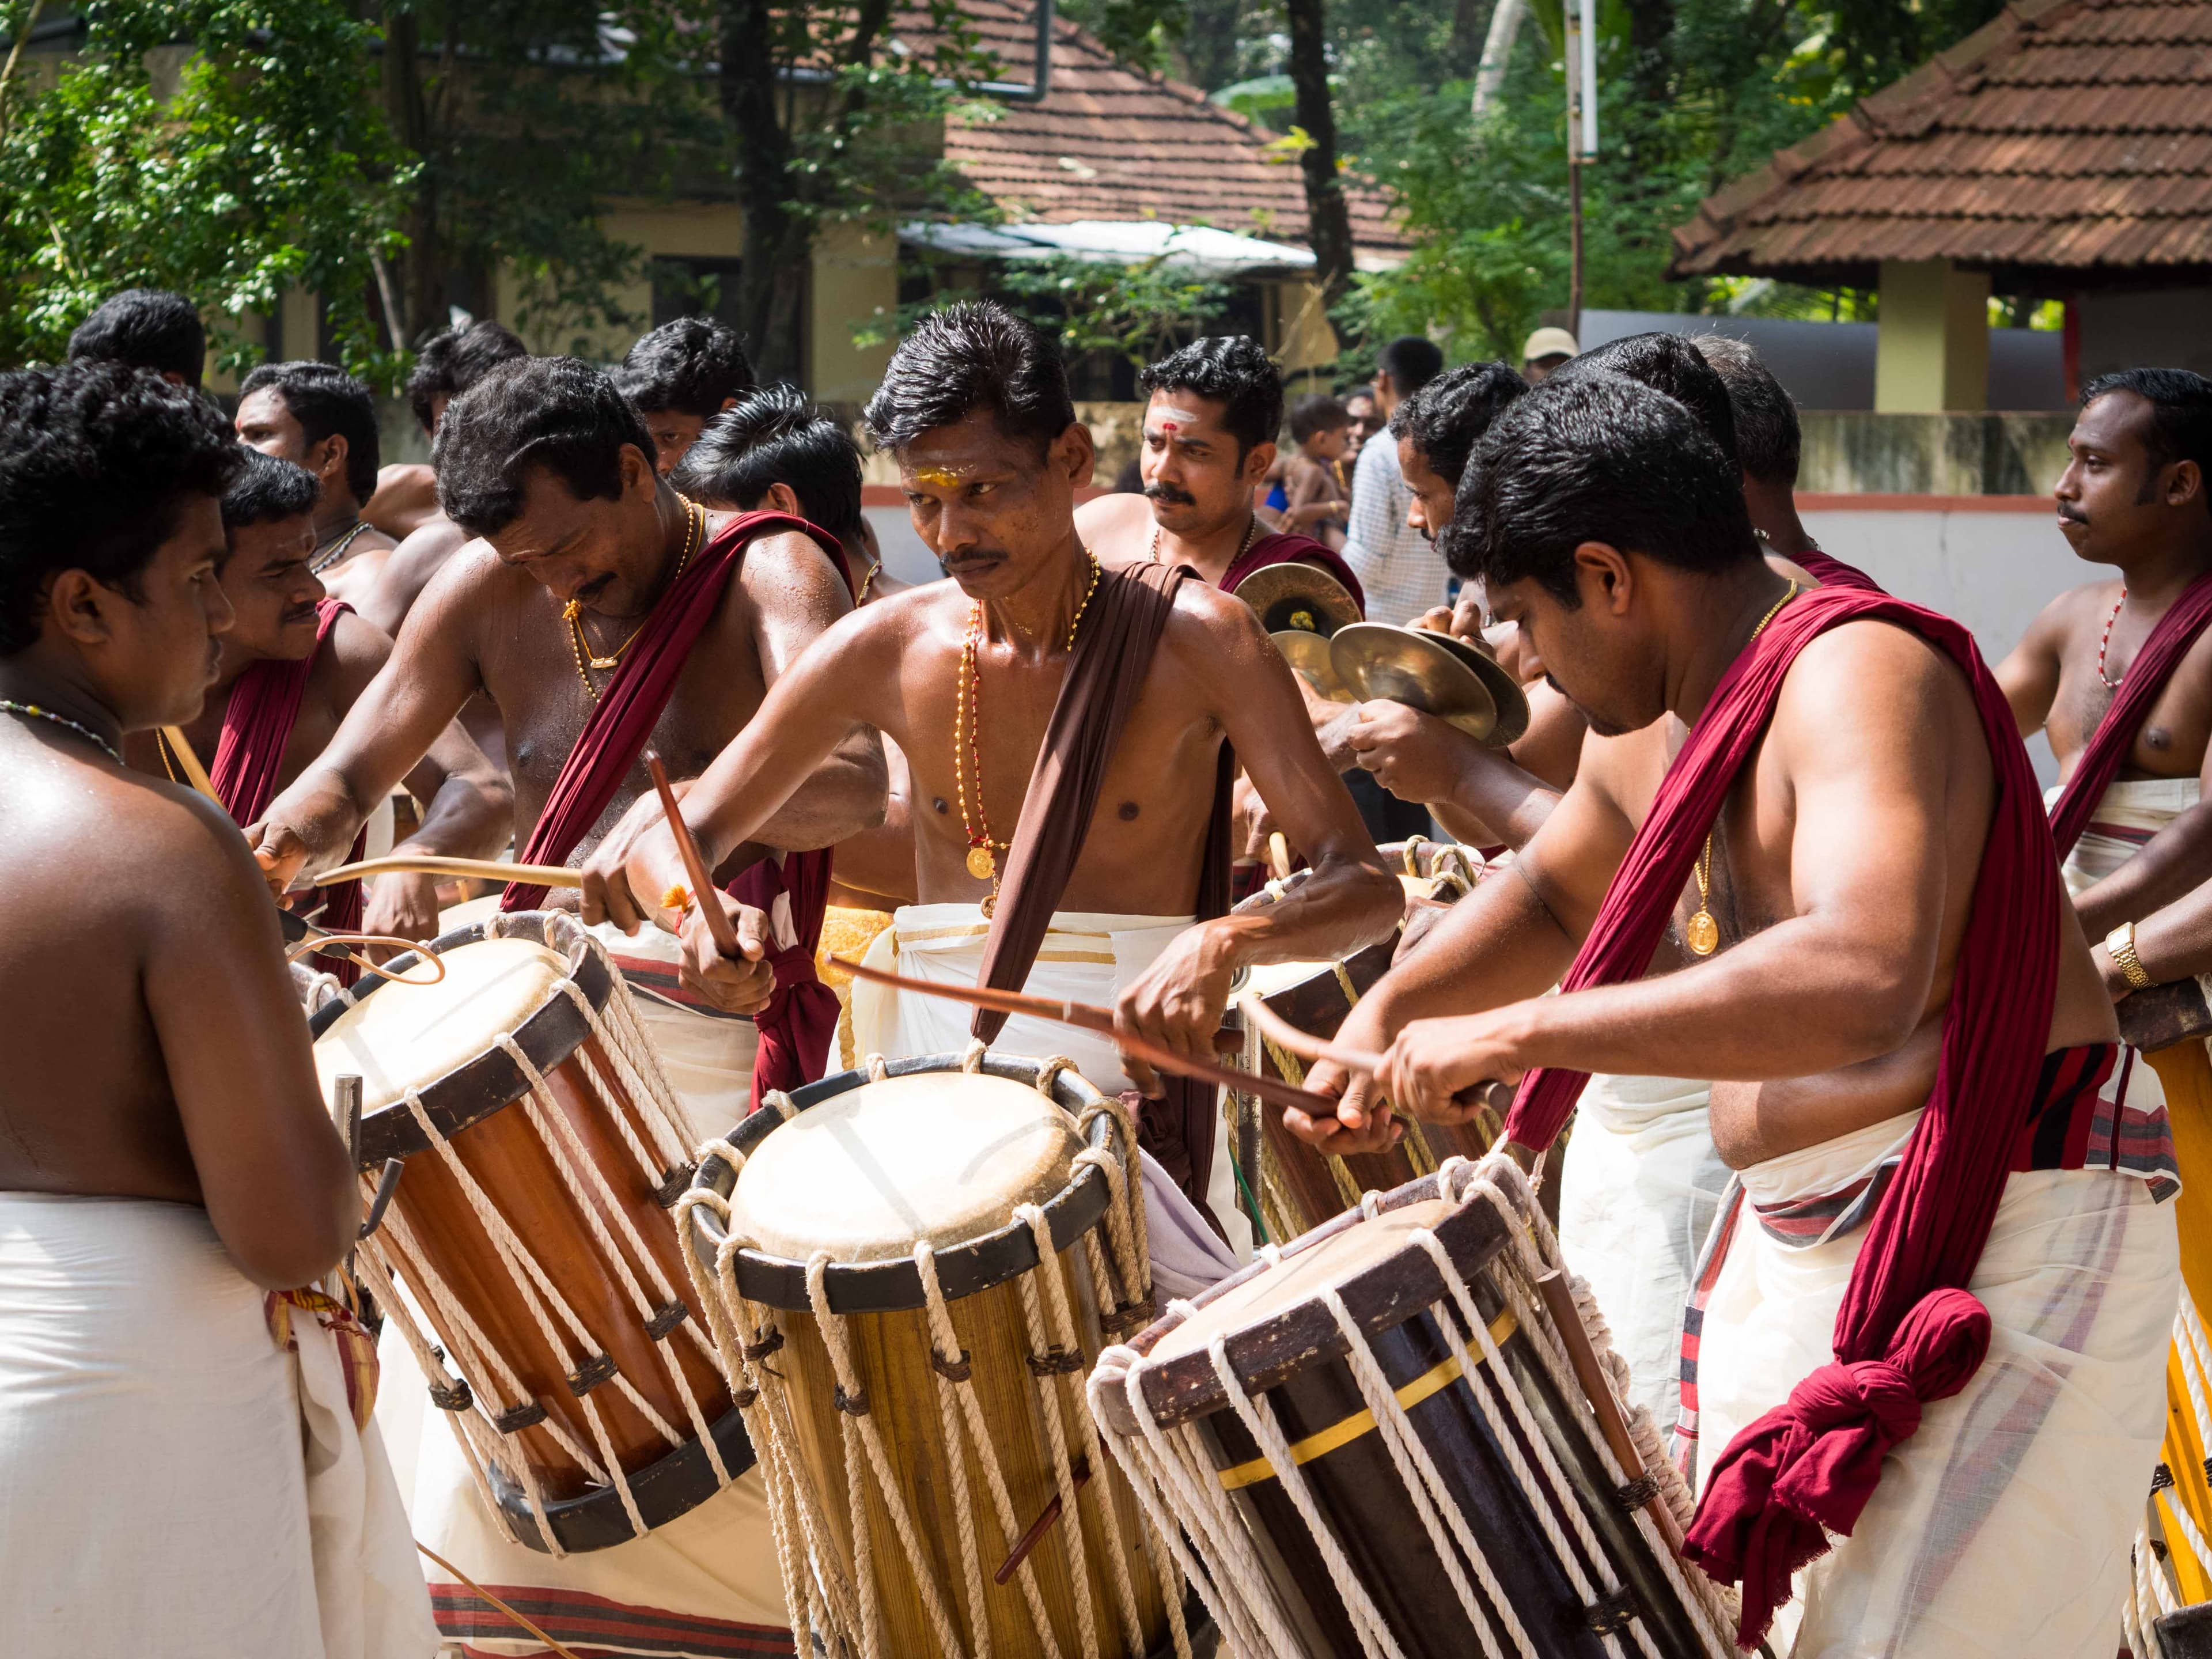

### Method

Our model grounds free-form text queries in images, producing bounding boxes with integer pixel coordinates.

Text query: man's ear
[620,442,657,497]
[312,433,348,490]
[1243,440,1278,487]
[1573,541,1633,613]
[43,568,123,649]
[1051,419,1096,491]
[2166,458,2203,510]
[764,480,804,518]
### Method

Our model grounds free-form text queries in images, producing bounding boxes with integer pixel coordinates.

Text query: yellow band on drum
[1215,1308,1517,1490]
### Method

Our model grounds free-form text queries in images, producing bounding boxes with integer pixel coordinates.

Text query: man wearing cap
[1522,325,1579,384]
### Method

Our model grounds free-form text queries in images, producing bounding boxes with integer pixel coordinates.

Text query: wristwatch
[2105,921,2155,992]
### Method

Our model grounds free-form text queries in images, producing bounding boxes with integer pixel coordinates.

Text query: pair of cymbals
[1329,622,1531,747]
[1234,562,1364,704]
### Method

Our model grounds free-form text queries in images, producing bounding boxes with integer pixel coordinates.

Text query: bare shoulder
[2033,577,2120,644]
[1077,491,1156,562]
[1161,573,1278,687]
[1778,618,1976,749]
[53,766,266,934]
[733,526,853,607]
[314,608,396,707]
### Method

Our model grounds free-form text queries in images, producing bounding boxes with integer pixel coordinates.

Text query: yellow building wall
[1275,280,1340,389]
[1875,258,1991,413]
[809,222,898,405]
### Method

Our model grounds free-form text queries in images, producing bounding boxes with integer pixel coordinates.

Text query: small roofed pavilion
[1669,0,2212,410]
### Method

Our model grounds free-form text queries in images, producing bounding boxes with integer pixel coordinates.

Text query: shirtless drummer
[0,361,431,1656]
[249,355,884,1658]
[582,300,1402,1273]
[1296,368,2179,1658]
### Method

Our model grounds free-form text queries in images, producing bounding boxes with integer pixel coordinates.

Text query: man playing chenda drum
[0,361,430,1656]
[582,300,1402,1278]
[1293,369,2180,1658]
[249,355,884,1659]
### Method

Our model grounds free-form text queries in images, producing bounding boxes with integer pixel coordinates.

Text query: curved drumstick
[1237,989,1518,1123]
[316,853,584,889]
[831,955,1327,1119]
[645,751,740,959]
[286,930,448,986]
[1267,830,1293,882]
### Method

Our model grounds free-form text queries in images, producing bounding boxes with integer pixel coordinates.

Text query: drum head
[313,935,570,1115]
[732,1071,1085,1263]
[1149,1199,1455,1366]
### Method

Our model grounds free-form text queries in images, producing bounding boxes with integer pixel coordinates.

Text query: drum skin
[313,923,733,1508]
[703,1058,1175,1659]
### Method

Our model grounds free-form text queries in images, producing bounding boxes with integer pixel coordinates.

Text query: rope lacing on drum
[960,1037,987,1073]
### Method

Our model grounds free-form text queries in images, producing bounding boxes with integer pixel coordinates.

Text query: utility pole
[1562,0,1597,341]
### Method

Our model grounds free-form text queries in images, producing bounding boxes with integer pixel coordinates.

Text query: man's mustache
[2057,503,2089,525]
[1144,484,1196,506]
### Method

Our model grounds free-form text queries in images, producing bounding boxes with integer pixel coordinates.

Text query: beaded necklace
[0,699,121,764]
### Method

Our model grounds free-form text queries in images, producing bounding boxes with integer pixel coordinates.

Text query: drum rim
[684,1051,1120,1316]
[309,910,615,1170]
[1091,1168,1522,1437]
[487,1393,757,1554]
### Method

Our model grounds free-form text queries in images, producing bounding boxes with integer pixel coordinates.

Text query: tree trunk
[719,0,801,380]
[1282,0,1355,306]
[1447,0,1491,79]
[380,3,436,344]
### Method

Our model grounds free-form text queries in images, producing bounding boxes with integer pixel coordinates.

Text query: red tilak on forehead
[1160,421,1179,433]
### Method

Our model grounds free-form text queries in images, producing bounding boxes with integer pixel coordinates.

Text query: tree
[0,0,408,378]
[1283,0,1355,304]
[716,0,999,385]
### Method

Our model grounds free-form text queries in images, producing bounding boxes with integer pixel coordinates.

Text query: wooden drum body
[1092,1158,1734,1659]
[1228,839,1494,1244]
[684,1053,1190,1659]
[311,911,749,1552]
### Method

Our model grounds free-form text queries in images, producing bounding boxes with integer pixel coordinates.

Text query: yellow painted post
[2146,1038,2212,1604]
[1873,258,1990,413]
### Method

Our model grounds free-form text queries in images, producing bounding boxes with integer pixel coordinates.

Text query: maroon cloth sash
[971,560,1234,1224]
[212,599,365,974]
[499,510,851,1111]
[1498,585,2063,1646]
[1791,546,1880,593]
[2047,571,2212,860]
[1222,530,1367,616]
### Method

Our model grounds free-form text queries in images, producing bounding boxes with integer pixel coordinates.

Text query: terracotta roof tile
[903,0,1406,255]
[1671,0,2212,284]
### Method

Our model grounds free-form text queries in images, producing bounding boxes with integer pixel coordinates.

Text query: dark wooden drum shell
[1096,1171,1718,1659]
[312,911,748,1552]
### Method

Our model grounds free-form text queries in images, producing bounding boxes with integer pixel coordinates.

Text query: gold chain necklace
[565,497,703,703]
[1684,582,1802,957]
[1149,511,1260,571]
[954,549,1101,908]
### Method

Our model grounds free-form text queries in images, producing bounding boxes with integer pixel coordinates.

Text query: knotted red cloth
[1221,531,1368,616]
[1499,584,2061,1646]
[2046,571,2212,859]
[500,511,851,1111]
[213,598,365,979]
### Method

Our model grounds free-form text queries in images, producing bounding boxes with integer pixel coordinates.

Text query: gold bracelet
[2106,921,2155,992]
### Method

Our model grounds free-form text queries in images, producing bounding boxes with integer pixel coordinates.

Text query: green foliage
[1060,0,1192,75]
[0,0,409,380]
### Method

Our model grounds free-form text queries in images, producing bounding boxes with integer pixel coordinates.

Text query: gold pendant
[587,654,619,671]
[966,844,995,880]
[979,893,997,920]
[1685,908,1719,957]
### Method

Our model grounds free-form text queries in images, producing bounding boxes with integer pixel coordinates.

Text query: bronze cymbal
[1330,622,1524,747]
[1232,560,1362,639]
[1273,629,1354,702]
[1410,625,1532,746]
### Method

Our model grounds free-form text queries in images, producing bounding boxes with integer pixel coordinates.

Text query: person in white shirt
[1343,335,1450,629]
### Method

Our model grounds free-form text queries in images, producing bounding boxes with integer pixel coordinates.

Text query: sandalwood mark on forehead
[1153,406,1202,433]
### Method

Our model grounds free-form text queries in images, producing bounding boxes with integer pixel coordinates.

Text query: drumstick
[1267,830,1293,882]
[832,956,1333,1120]
[645,750,741,959]
[1535,1270,1688,1558]
[995,1455,1091,1584]
[316,853,584,889]
[160,726,220,801]
[1238,990,1518,1120]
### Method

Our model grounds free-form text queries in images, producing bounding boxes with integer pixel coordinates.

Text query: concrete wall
[1801,494,2073,781]
[1797,411,2073,495]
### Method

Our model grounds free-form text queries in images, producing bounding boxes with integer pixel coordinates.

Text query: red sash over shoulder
[213,599,365,976]
[1221,529,1368,616]
[1500,584,2063,1646]
[2047,571,2212,859]
[1790,547,1880,593]
[501,510,852,1111]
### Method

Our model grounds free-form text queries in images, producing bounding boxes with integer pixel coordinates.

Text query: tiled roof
[919,0,1407,258]
[1671,0,2212,286]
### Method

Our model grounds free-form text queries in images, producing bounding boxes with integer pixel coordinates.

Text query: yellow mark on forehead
[912,466,965,489]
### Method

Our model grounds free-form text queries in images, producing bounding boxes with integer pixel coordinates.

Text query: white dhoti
[388,906,787,1658]
[2049,775,2201,1114]
[0,1193,435,1659]
[1690,1110,2180,1659]
[849,903,1248,1298]
[1557,1072,1724,1437]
